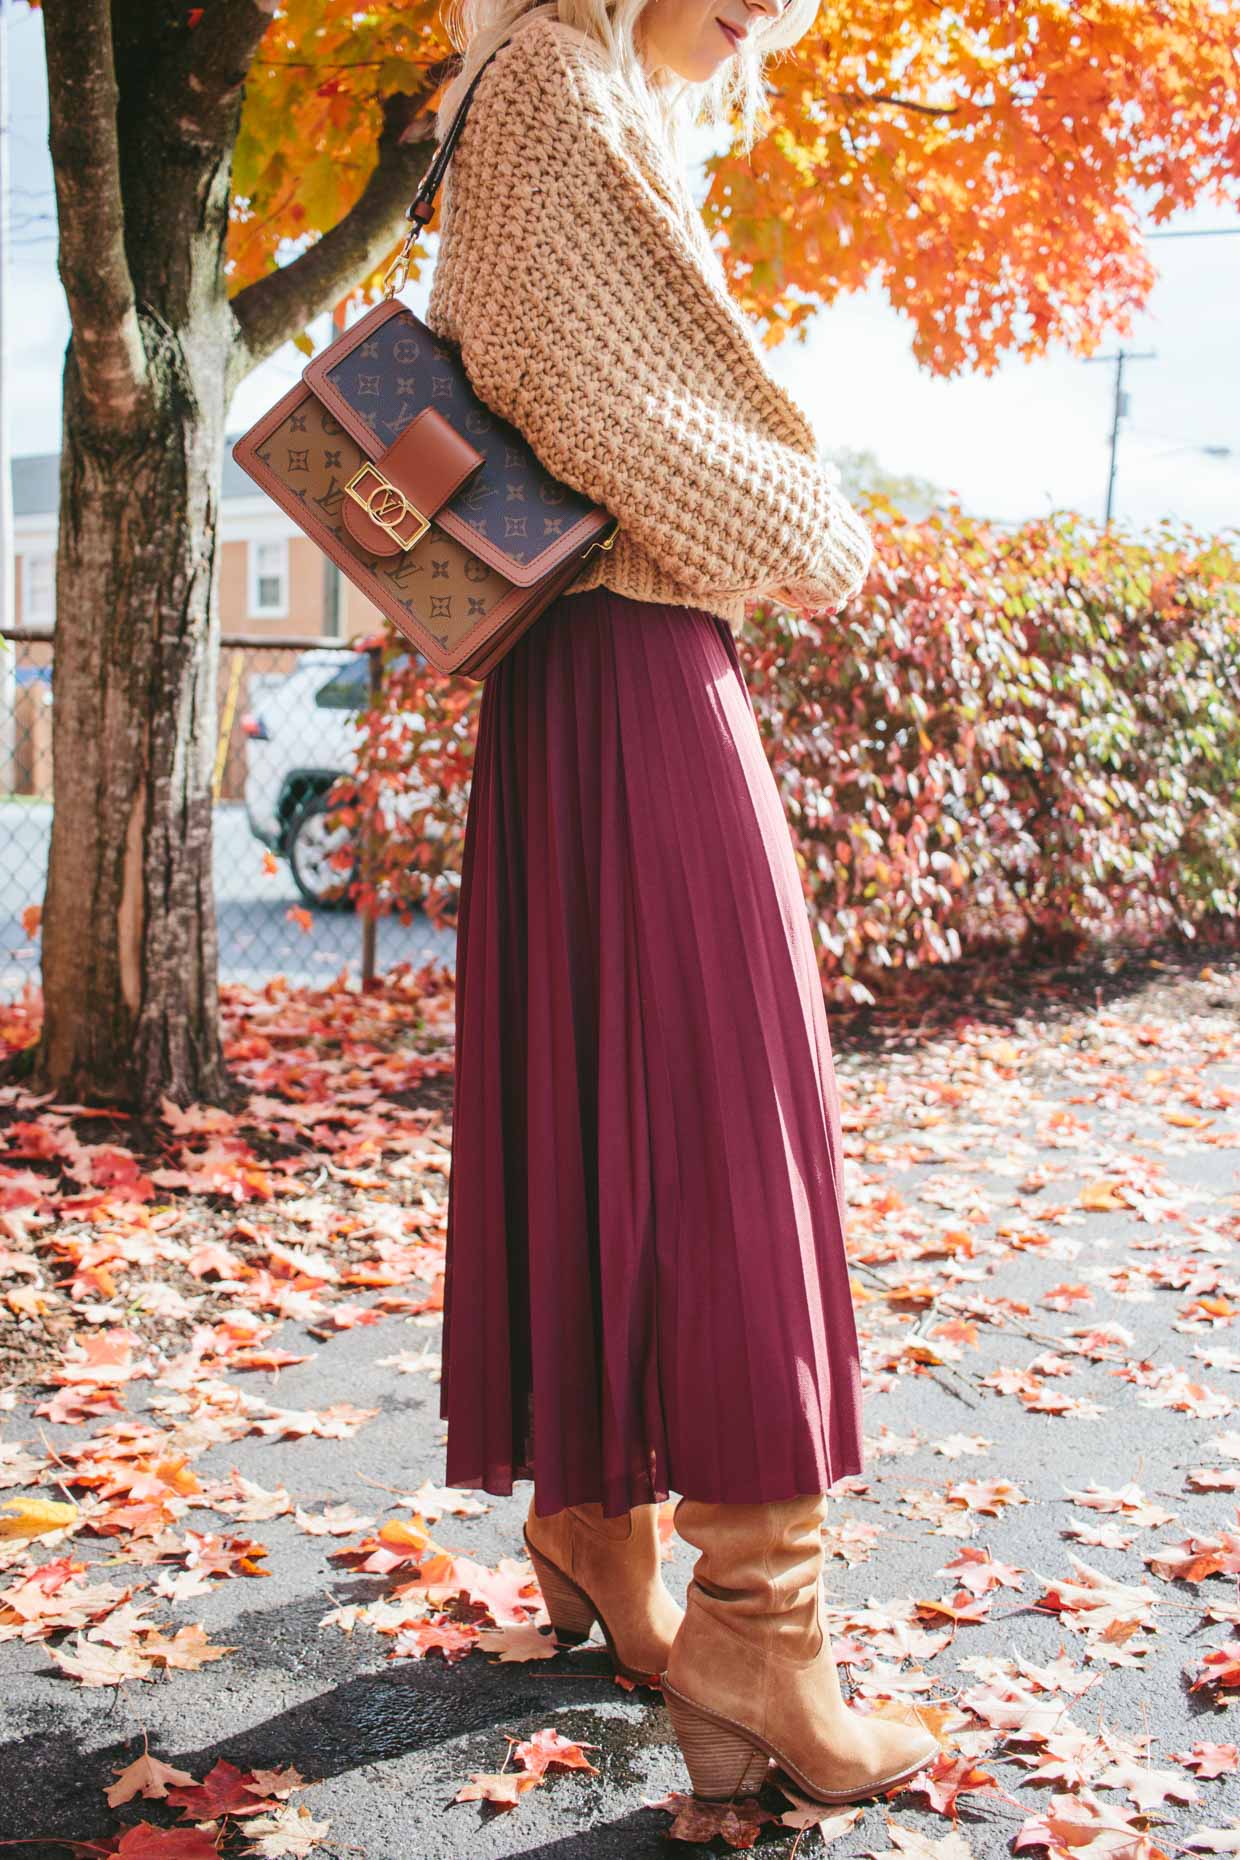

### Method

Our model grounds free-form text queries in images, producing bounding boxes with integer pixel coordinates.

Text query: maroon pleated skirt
[441,586,864,1518]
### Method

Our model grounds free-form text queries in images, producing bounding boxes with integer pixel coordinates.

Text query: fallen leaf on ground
[106,1752,198,1806]
[508,1728,601,1777]
[239,1801,332,1856]
[454,1770,542,1808]
[0,1495,79,1538]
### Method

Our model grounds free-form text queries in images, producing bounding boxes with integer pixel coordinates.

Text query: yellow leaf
[0,1496,79,1539]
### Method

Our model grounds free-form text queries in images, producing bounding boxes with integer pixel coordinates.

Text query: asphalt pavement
[2,962,1238,1858]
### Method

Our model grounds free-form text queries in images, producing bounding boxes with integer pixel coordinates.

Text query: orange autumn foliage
[215,0,1239,373]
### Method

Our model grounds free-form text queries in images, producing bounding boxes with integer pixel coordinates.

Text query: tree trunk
[38,325,236,1111]
[26,1,438,1112]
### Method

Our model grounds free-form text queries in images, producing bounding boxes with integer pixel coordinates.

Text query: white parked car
[241,648,443,909]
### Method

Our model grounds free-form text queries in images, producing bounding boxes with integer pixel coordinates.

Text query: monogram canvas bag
[230,45,618,681]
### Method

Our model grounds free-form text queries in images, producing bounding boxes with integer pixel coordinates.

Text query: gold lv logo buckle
[344,462,430,550]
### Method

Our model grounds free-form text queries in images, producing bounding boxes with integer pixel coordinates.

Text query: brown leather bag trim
[232,379,585,680]
[340,407,485,555]
[301,299,610,587]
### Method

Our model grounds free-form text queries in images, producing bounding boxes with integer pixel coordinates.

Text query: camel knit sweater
[424,12,874,634]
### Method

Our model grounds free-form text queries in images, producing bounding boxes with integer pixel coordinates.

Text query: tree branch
[225,85,446,397]
[42,0,150,434]
[836,90,961,118]
[158,0,281,149]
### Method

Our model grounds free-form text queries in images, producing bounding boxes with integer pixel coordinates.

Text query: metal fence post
[360,642,384,988]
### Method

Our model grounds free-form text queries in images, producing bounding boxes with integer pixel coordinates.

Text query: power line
[1143,226,1240,240]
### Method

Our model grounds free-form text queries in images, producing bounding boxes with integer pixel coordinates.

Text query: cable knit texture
[424,12,873,634]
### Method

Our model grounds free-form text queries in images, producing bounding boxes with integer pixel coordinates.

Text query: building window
[23,552,54,624]
[248,537,288,617]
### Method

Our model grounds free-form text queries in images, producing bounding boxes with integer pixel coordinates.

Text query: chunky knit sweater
[424,11,873,634]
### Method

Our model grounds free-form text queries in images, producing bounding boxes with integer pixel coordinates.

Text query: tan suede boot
[661,1495,938,1802]
[523,1495,684,1683]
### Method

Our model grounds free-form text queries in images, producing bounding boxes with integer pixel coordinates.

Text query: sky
[6,8,1239,536]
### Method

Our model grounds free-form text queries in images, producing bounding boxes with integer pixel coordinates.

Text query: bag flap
[302,299,610,588]
[338,407,485,556]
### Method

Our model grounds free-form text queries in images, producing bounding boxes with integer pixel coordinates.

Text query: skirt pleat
[442,586,864,1518]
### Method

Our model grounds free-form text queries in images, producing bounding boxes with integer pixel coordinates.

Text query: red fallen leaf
[1061,1323,1135,1361]
[50,1331,138,1388]
[165,1758,265,1819]
[389,1619,478,1663]
[187,8,204,26]
[35,1386,127,1425]
[1042,1283,1093,1311]
[946,1478,1028,1514]
[115,1825,222,1858]
[76,1146,156,1199]
[20,902,41,938]
[1013,1789,1173,1860]
[1172,1742,1238,1778]
[184,1242,245,1287]
[454,1770,542,1808]
[937,1547,1026,1596]
[0,1168,53,1212]
[982,1365,1044,1398]
[180,1530,270,1579]
[1190,1642,1240,1694]
[915,1590,993,1624]
[510,1728,601,1777]
[1146,1531,1240,1585]
[4,1119,74,1160]
[646,1790,772,1849]
[906,1751,1002,1815]
[929,1318,979,1349]
[1187,1468,1240,1492]
[1021,1387,1105,1418]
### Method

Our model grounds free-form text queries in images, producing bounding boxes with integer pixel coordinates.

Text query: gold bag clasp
[344,462,430,551]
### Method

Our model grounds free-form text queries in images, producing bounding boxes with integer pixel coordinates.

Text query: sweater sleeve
[426,18,872,613]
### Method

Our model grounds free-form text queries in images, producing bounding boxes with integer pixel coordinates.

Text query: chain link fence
[0,628,456,996]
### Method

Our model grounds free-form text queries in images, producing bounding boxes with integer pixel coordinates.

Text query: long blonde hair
[434,0,820,171]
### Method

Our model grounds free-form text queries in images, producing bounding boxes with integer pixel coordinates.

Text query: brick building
[4,440,387,802]
[12,439,383,642]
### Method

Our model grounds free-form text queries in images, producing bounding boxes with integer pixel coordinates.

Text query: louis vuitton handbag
[230,46,619,681]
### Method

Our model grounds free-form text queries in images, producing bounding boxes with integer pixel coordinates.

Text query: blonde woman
[425,0,939,1806]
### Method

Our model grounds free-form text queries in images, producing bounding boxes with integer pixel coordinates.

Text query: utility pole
[1086,347,1157,524]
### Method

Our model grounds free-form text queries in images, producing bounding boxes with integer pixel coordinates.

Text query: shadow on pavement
[0,1635,678,1859]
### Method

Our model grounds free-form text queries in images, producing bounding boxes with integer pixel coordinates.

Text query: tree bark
[40,340,234,1109]
[30,0,438,1111]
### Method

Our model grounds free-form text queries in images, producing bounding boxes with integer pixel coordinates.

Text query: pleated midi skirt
[441,585,864,1519]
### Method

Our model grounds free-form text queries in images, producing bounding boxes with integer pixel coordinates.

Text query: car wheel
[287,791,358,911]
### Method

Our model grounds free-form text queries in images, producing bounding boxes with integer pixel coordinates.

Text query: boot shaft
[673,1494,828,1657]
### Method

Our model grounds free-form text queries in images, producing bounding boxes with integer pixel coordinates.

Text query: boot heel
[525,1540,597,1646]
[663,1685,769,1800]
